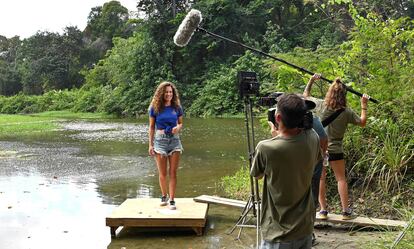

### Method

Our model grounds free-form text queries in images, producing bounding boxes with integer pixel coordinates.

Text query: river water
[0,117,266,249]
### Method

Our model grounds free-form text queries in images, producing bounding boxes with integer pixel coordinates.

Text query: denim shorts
[153,133,183,156]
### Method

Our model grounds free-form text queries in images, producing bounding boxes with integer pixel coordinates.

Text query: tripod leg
[228,196,253,235]
[229,96,261,242]
[256,207,260,248]
[237,215,247,239]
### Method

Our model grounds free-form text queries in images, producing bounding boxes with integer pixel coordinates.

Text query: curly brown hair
[324,78,347,110]
[149,81,181,114]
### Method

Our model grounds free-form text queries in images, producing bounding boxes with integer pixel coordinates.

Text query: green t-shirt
[250,129,322,242]
[310,97,361,153]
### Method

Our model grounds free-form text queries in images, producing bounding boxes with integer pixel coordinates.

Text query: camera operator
[251,94,323,249]
[267,93,328,246]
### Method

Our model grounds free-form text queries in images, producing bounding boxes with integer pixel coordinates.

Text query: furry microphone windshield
[173,9,202,47]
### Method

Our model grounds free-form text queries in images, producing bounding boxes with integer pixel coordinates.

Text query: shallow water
[0,117,265,249]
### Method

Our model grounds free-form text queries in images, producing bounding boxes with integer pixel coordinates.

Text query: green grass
[219,161,264,200]
[0,114,58,134]
[0,111,114,135]
[31,110,114,119]
[220,164,250,200]
[361,211,414,249]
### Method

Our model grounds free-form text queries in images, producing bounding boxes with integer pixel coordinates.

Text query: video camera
[258,92,284,107]
[259,92,314,130]
[258,92,282,127]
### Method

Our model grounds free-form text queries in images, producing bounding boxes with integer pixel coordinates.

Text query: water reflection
[136,184,154,198]
[61,121,148,143]
[0,175,112,249]
[0,118,264,249]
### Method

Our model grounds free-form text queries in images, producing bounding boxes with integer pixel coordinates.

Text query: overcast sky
[0,0,138,39]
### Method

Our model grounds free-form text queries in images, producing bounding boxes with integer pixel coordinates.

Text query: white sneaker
[160,196,168,206]
[168,200,176,210]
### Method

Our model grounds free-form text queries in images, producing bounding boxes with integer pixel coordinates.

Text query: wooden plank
[316,212,407,229]
[107,218,207,227]
[106,198,208,237]
[193,195,247,209]
[194,195,406,229]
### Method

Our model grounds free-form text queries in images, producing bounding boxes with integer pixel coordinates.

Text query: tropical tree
[85,1,130,41]
[0,60,22,96]
[16,28,87,94]
[0,35,22,95]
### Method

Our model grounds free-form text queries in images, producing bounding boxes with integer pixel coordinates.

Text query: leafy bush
[0,94,35,114]
[348,118,413,194]
[0,90,78,114]
[219,163,252,200]
[72,87,103,113]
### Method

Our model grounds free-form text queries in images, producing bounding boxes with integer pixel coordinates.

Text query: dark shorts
[328,153,344,161]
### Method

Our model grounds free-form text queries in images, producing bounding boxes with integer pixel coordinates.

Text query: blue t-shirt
[149,106,183,134]
[312,116,327,140]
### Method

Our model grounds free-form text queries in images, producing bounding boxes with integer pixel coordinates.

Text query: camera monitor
[238,71,260,97]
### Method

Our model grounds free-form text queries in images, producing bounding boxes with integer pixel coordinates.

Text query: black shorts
[329,153,344,161]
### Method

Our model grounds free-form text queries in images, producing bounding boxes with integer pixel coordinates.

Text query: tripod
[228,96,261,249]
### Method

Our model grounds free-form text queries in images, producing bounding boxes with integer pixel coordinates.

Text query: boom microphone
[173,9,202,47]
[173,9,379,103]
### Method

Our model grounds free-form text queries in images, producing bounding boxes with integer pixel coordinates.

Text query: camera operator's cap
[304,99,316,110]
[295,93,316,110]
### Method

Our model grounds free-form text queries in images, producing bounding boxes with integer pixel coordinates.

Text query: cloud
[0,0,138,38]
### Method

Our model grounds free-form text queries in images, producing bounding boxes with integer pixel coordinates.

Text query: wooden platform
[194,195,407,229]
[106,198,209,237]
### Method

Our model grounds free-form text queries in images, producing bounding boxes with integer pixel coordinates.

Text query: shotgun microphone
[173,9,203,47]
[172,10,379,103]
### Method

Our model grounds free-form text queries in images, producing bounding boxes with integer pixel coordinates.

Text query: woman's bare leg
[330,159,349,212]
[155,154,168,197]
[168,152,180,200]
[319,166,328,211]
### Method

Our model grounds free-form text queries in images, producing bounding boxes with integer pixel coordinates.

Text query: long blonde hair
[149,81,181,114]
[324,78,347,110]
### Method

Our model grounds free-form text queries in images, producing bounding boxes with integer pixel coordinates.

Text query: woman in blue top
[148,81,183,210]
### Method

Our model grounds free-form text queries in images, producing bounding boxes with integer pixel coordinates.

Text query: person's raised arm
[148,116,156,156]
[303,73,321,98]
[359,94,369,127]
